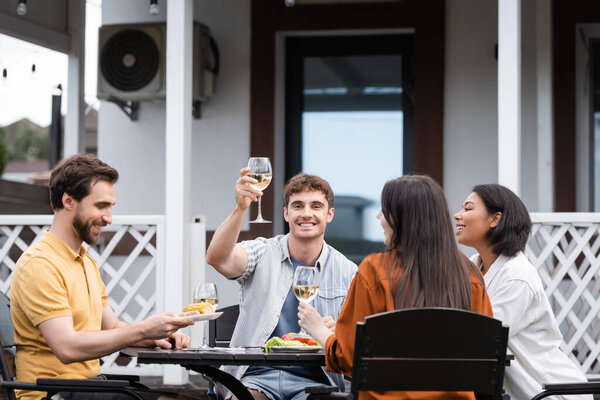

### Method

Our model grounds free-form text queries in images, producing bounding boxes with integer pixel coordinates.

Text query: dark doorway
[285,34,414,264]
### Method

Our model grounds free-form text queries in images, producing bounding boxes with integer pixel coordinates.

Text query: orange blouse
[324,251,493,400]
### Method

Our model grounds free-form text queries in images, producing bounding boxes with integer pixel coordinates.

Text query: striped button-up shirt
[216,234,357,398]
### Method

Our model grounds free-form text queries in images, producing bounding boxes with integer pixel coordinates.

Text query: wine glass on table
[193,282,219,311]
[247,157,272,223]
[190,283,218,348]
[293,266,320,338]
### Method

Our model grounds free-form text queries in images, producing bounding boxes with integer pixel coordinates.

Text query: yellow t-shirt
[10,230,109,400]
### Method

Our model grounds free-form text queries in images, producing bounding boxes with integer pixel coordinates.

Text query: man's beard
[73,213,102,245]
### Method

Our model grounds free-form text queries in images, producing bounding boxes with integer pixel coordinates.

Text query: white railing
[0,215,167,376]
[527,213,600,376]
[3,213,600,376]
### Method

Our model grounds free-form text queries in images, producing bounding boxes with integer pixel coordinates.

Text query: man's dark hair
[49,154,119,210]
[472,184,532,257]
[283,173,334,209]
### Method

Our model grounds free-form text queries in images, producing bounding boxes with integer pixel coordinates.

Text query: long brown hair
[381,175,477,310]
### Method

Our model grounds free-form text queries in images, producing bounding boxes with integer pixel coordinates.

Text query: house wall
[99,0,543,221]
[521,0,540,211]
[99,0,250,230]
[444,0,539,218]
[443,0,499,217]
[99,0,250,308]
[98,0,543,281]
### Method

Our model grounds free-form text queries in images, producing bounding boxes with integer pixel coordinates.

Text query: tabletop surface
[122,347,326,366]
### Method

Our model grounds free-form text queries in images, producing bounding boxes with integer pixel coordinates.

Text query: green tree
[31,129,49,159]
[11,121,34,161]
[7,120,49,162]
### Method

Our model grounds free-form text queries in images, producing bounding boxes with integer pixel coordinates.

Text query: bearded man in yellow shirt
[10,154,194,400]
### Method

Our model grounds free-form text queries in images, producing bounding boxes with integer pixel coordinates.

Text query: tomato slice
[281,334,294,341]
[279,333,317,345]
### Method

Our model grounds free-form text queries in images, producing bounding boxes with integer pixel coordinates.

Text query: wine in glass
[193,282,219,311]
[293,266,319,337]
[247,157,272,223]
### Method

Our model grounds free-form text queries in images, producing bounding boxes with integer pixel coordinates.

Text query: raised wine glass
[293,266,320,337]
[247,157,272,223]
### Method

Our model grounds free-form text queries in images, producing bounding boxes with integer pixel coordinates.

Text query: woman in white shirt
[454,184,590,400]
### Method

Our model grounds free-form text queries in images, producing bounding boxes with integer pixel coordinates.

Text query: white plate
[179,311,223,322]
[264,345,322,353]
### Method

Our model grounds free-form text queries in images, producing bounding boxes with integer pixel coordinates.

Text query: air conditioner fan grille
[100,29,160,91]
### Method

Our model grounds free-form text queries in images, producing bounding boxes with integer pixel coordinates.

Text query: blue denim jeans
[240,368,329,400]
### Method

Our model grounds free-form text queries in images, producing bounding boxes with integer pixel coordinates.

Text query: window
[285,34,414,264]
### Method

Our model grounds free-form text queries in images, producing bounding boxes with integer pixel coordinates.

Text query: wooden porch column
[498,0,522,195]
[64,0,85,157]
[164,0,193,385]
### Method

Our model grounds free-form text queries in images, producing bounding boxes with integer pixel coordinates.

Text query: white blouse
[472,251,591,400]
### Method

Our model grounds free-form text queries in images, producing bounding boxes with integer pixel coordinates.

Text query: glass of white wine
[193,282,219,311]
[247,157,273,223]
[293,266,319,337]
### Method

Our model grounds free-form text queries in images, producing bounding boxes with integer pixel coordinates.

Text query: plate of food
[262,334,322,353]
[178,302,223,322]
[268,345,322,353]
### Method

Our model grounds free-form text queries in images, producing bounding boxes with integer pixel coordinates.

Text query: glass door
[285,35,414,264]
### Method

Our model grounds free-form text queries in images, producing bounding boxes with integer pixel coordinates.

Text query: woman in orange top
[298,175,493,400]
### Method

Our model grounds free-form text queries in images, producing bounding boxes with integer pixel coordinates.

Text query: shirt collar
[42,230,87,261]
[482,252,512,286]
[278,234,328,271]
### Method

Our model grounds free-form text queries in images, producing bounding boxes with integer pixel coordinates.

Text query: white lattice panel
[527,213,600,376]
[0,215,166,376]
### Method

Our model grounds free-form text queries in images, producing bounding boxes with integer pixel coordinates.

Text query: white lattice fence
[0,215,166,376]
[527,213,600,376]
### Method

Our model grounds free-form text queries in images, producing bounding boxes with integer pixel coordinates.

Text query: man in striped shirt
[207,170,358,400]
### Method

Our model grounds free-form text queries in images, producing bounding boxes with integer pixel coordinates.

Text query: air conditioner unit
[97,22,216,102]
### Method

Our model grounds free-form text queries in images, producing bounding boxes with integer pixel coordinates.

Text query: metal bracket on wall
[107,97,139,121]
[193,100,201,119]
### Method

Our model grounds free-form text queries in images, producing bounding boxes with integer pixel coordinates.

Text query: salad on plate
[262,333,321,353]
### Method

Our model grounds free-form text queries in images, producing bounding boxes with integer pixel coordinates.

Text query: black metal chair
[305,307,600,400]
[530,382,600,400]
[0,291,148,400]
[306,308,510,400]
[208,304,239,348]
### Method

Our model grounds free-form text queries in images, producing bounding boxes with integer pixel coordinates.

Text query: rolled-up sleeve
[237,238,268,284]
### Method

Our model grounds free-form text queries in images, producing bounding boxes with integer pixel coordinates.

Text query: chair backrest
[208,304,239,347]
[350,308,509,400]
[0,291,18,400]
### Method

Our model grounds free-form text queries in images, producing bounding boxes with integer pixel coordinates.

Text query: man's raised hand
[236,167,263,210]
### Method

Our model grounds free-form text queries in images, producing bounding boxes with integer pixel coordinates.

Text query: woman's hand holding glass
[293,266,319,337]
[298,302,335,346]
